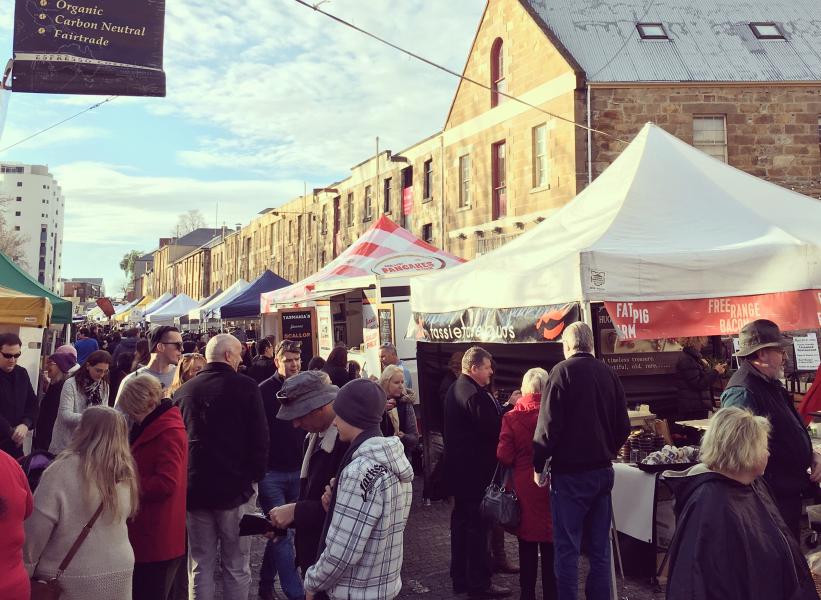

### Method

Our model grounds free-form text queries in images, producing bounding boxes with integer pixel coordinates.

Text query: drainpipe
[586,84,593,186]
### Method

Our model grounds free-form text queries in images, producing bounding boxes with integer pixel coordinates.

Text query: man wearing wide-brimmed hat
[268,370,349,579]
[721,319,821,539]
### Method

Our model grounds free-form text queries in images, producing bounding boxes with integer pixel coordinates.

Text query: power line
[292,0,630,145]
[589,0,657,79]
[0,95,117,154]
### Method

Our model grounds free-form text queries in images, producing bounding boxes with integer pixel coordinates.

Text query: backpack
[19,449,55,492]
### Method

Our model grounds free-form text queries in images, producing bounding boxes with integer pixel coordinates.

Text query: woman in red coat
[497,368,557,600]
[118,375,188,600]
[0,449,32,600]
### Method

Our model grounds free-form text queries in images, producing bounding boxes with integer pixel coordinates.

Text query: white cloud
[158,0,483,174]
[52,161,304,290]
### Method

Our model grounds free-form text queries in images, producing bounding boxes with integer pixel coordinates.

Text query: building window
[490,38,506,107]
[532,123,549,188]
[321,205,328,234]
[14,226,19,231]
[14,211,20,216]
[693,116,728,163]
[383,177,392,214]
[16,196,21,201]
[492,141,507,220]
[346,193,354,226]
[364,185,373,221]
[750,23,785,40]
[458,155,471,208]
[16,181,22,187]
[422,223,433,244]
[423,159,433,200]
[288,220,293,243]
[817,116,821,148]
[636,23,668,40]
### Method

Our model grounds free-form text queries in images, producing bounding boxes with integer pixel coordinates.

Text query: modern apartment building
[0,163,64,291]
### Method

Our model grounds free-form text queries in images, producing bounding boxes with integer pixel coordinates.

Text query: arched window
[490,38,506,107]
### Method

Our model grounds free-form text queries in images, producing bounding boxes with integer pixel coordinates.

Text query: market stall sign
[280,309,314,366]
[95,297,115,317]
[605,289,821,340]
[378,307,394,345]
[410,303,579,344]
[11,0,166,96]
[371,254,446,276]
[794,333,821,371]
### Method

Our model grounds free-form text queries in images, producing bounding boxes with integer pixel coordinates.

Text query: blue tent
[220,270,291,319]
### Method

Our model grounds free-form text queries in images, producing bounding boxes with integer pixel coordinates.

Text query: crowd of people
[0,317,820,600]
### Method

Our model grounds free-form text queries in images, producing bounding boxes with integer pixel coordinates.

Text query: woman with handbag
[24,405,139,600]
[117,375,188,600]
[496,368,557,600]
[49,350,112,455]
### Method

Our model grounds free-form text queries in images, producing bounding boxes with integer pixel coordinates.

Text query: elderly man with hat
[721,318,821,539]
[269,370,349,577]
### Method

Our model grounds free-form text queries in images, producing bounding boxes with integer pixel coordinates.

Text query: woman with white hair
[496,367,557,600]
[663,407,818,600]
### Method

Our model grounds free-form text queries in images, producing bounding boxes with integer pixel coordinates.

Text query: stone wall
[588,85,821,198]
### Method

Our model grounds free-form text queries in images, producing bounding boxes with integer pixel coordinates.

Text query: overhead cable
[293,0,630,144]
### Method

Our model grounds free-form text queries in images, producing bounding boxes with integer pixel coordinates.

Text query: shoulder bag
[479,463,520,532]
[30,502,105,600]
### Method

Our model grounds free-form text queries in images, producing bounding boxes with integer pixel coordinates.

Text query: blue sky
[0,0,485,294]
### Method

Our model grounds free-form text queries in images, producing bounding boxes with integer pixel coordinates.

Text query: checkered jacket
[303,436,414,600]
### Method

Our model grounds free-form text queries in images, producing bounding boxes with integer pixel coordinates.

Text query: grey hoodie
[304,436,414,600]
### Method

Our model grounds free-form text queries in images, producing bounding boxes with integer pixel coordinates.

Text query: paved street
[219,479,666,600]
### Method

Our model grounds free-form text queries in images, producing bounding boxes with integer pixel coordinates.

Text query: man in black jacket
[721,319,821,540]
[257,339,306,600]
[533,322,629,600]
[269,370,347,576]
[177,333,269,600]
[444,346,510,598]
[0,332,37,458]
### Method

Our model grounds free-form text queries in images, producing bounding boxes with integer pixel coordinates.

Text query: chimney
[235,223,242,232]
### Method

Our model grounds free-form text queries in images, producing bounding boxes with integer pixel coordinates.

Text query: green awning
[0,251,72,324]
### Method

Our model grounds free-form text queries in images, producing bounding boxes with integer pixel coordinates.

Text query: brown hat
[733,319,791,357]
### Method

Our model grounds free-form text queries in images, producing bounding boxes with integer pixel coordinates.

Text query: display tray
[635,462,699,474]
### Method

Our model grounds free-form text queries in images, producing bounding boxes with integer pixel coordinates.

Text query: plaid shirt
[304,436,414,600]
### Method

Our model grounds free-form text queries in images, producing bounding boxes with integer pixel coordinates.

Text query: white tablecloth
[612,463,657,543]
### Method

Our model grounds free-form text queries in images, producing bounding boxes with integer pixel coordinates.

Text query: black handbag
[479,463,520,532]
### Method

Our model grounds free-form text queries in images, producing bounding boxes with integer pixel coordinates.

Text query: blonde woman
[24,406,138,600]
[379,364,419,456]
[663,407,816,600]
[118,376,188,600]
[167,352,206,399]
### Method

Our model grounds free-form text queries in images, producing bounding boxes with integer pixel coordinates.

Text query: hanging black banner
[11,0,166,96]
[409,303,580,344]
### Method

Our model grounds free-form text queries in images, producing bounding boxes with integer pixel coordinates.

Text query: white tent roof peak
[411,123,821,313]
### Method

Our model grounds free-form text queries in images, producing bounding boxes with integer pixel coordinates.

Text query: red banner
[96,297,116,318]
[402,186,413,215]
[605,290,821,340]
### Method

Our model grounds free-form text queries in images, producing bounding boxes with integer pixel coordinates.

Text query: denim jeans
[258,470,304,600]
[187,500,253,600]
[550,466,614,600]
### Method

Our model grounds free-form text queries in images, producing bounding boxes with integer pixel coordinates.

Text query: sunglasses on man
[1,351,21,359]
[159,341,184,351]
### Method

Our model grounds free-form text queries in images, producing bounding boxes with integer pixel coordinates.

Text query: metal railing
[476,231,521,255]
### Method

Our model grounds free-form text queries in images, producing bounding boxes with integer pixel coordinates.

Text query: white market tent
[146,294,199,325]
[188,279,249,322]
[411,123,821,338]
[140,292,173,318]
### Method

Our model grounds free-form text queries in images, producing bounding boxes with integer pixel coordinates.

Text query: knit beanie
[333,379,387,430]
[49,352,77,374]
[54,344,77,359]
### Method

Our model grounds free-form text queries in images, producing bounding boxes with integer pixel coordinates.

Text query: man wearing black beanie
[303,379,414,600]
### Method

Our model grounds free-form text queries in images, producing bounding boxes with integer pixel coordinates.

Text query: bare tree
[172,209,207,237]
[0,196,30,269]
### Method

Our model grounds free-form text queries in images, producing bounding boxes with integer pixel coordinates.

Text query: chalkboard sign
[281,309,315,366]
[378,307,394,346]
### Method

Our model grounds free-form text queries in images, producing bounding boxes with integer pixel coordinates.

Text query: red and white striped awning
[261,216,464,312]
